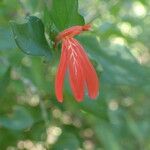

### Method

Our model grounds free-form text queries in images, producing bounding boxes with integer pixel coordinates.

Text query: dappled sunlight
[132,1,147,18]
[46,126,62,145]
[17,140,46,150]
[110,36,127,46]
[108,100,119,111]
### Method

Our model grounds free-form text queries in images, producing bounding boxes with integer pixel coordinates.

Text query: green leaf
[94,121,122,150]
[0,67,11,96]
[50,0,84,30]
[47,0,85,39]
[0,129,21,150]
[125,114,144,143]
[0,106,33,130]
[0,27,16,50]
[10,16,52,58]
[52,131,80,150]
[79,97,108,120]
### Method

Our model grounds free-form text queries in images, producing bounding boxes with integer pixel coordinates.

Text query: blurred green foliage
[0,0,150,150]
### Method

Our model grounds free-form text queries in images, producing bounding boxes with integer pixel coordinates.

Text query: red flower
[55,25,99,102]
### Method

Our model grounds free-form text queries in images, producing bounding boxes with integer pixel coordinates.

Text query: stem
[18,0,30,15]
[88,13,101,23]
[39,97,49,128]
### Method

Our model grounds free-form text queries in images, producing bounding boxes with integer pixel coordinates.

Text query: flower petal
[66,38,85,101]
[55,40,68,102]
[70,38,99,99]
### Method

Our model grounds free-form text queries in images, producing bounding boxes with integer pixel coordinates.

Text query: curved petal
[70,38,99,99]
[55,40,68,102]
[66,38,85,101]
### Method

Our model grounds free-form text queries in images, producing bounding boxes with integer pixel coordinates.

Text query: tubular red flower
[55,24,91,47]
[55,25,99,102]
[69,38,99,99]
[66,39,85,101]
[55,41,68,102]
